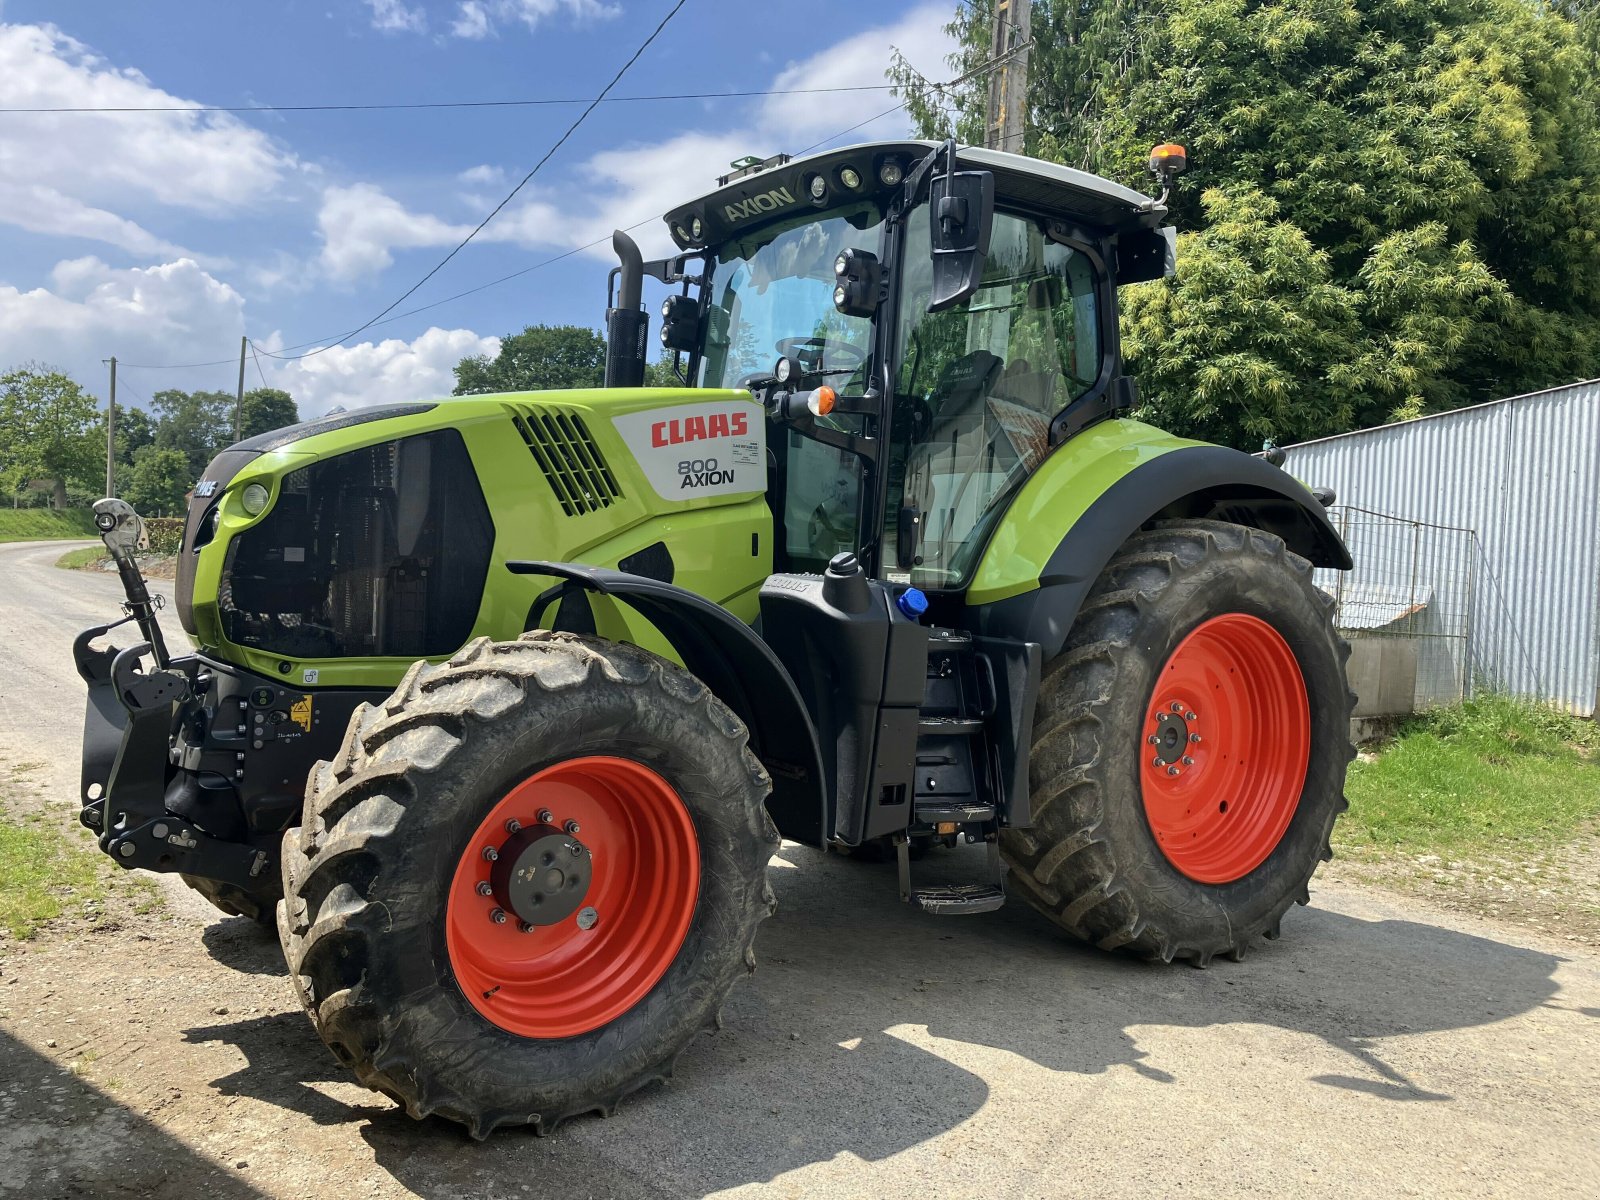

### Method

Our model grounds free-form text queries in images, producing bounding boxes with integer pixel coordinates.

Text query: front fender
[968,420,1350,661]
[508,560,828,847]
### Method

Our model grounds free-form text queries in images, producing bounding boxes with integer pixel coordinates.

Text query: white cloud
[457,164,505,186]
[366,0,427,33]
[315,182,563,282]
[448,0,619,38]
[257,326,500,413]
[451,1,491,38]
[0,23,300,253]
[559,3,957,261]
[0,256,245,391]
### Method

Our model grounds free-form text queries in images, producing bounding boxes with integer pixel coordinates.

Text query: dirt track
[2,538,1598,1199]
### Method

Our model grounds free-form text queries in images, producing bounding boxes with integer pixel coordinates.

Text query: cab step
[896,830,1006,916]
[908,883,1006,915]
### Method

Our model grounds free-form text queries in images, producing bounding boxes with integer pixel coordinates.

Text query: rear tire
[277,632,778,1137]
[1000,520,1355,964]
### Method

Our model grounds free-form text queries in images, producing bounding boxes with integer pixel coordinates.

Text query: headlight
[240,482,270,516]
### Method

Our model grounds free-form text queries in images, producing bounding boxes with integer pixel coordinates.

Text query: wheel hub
[489,824,592,927]
[1149,708,1195,770]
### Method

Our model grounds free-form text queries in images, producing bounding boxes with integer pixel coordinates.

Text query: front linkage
[77,499,277,896]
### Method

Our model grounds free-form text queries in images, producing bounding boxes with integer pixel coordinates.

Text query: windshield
[697,201,885,389]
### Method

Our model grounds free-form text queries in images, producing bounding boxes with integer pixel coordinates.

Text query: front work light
[660,294,701,352]
[240,482,270,516]
[878,158,904,188]
[807,174,828,203]
[839,166,862,191]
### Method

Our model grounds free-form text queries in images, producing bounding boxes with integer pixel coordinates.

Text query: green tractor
[77,139,1353,1137]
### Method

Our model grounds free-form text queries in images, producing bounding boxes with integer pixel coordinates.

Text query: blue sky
[0,0,955,414]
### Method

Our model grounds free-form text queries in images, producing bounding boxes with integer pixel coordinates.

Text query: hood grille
[508,406,621,516]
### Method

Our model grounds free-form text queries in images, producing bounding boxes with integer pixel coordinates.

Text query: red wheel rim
[446,756,700,1038]
[1140,613,1310,884]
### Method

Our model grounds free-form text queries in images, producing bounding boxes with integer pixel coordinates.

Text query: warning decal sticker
[611,400,767,502]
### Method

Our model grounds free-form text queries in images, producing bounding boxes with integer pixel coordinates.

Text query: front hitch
[74,500,276,892]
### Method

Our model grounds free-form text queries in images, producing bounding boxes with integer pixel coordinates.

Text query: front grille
[508,406,621,516]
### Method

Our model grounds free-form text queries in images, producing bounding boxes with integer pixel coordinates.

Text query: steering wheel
[775,337,866,376]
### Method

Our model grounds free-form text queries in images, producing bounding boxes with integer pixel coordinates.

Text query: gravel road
[1,538,1597,1200]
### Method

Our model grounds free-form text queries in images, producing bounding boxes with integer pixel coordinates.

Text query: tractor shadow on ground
[0,1027,270,1199]
[180,845,1567,1198]
[200,917,287,977]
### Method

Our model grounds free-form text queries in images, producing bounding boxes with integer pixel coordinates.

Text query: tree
[114,405,155,468]
[896,0,1600,447]
[453,325,607,395]
[121,446,193,517]
[151,389,234,476]
[0,365,102,508]
[241,388,299,439]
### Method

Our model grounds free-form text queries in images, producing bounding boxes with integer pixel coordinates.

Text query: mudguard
[508,560,828,847]
[968,423,1350,662]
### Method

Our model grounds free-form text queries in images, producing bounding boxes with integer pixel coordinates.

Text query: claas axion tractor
[76,139,1354,1136]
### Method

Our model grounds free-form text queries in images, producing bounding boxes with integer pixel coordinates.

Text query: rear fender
[969,431,1350,662]
[508,561,828,847]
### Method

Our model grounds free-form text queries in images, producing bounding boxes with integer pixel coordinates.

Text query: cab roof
[661,139,1163,254]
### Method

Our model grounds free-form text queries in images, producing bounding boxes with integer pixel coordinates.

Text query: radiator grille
[508,407,621,516]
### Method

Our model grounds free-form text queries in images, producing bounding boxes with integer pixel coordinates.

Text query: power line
[0,84,896,116]
[248,340,270,389]
[258,0,688,363]
[122,42,1024,372]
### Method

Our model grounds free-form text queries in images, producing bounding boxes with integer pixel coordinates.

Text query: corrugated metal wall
[1280,380,1600,716]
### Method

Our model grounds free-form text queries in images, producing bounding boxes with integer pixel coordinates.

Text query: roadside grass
[0,803,109,939]
[54,545,106,570]
[0,765,163,940]
[1340,694,1600,857]
[0,509,97,541]
[1331,695,1600,940]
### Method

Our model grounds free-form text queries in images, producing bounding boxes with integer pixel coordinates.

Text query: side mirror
[1115,227,1177,284]
[659,294,701,352]
[927,168,994,312]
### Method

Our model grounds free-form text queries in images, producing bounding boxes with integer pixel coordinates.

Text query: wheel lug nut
[564,819,581,836]
[570,843,583,857]
[1190,733,1202,743]
[1167,766,1180,776]
[1182,756,1195,766]
[476,881,493,897]
[1148,735,1160,745]
[489,908,507,925]
[1152,756,1163,767]
[482,846,498,862]
[518,921,535,934]
[505,818,521,834]
[537,809,554,824]
[1170,702,1183,713]
[1184,711,1197,721]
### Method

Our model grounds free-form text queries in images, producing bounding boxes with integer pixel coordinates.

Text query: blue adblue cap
[896,587,929,620]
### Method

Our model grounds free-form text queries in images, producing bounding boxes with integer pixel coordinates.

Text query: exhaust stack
[604,229,648,388]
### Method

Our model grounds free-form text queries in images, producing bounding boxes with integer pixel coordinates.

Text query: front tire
[1000,520,1355,964]
[277,632,778,1137]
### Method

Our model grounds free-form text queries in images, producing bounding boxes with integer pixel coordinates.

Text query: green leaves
[452,324,608,395]
[916,0,1600,448]
[0,365,102,507]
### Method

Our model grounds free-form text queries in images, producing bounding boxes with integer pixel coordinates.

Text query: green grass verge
[0,508,98,541]
[1340,694,1600,857]
[0,803,112,939]
[54,545,107,570]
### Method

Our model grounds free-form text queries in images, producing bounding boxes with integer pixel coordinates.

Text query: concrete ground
[1,538,1597,1199]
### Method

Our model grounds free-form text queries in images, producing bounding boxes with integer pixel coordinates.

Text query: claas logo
[651,410,749,448]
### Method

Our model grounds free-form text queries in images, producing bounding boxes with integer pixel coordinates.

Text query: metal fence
[1314,507,1479,712]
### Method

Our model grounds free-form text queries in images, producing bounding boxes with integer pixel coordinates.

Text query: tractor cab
[610,140,1175,597]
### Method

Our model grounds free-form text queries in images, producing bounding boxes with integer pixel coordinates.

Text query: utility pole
[985,0,1031,153]
[235,335,247,442]
[104,356,117,497]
